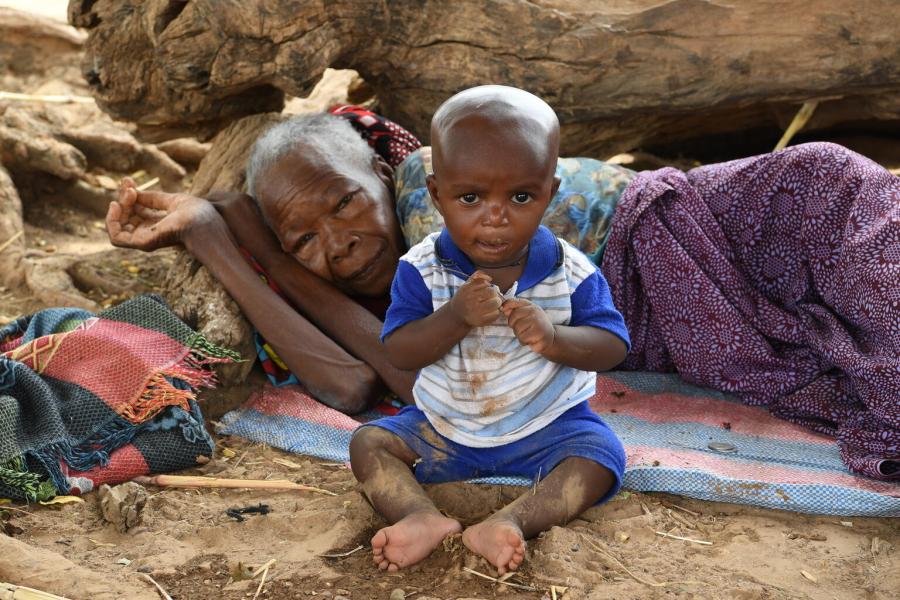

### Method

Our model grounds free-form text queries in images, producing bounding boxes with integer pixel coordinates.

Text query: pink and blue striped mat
[218,372,899,516]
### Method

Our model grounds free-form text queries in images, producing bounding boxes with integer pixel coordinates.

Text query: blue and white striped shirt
[382,226,630,447]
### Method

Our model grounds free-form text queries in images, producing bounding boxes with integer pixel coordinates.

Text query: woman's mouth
[348,246,386,282]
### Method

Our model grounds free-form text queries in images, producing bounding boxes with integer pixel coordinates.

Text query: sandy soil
[1,433,897,600]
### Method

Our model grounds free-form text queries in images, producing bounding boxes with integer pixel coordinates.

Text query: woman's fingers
[133,189,181,211]
[105,201,124,243]
[133,204,167,220]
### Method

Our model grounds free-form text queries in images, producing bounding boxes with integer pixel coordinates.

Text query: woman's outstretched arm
[106,180,410,412]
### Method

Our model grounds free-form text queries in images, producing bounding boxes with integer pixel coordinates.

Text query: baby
[349,85,630,574]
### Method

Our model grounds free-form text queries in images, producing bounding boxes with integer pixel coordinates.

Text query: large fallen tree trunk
[69,0,900,155]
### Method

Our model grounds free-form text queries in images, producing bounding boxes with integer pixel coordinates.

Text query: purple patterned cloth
[601,143,899,480]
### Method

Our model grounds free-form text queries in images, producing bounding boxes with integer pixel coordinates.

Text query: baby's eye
[459,193,479,204]
[511,192,532,204]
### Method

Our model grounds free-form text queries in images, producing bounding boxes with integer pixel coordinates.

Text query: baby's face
[427,118,559,267]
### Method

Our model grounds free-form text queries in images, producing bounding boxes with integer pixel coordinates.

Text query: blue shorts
[360,401,626,504]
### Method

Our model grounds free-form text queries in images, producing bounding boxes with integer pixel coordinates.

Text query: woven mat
[219,372,899,517]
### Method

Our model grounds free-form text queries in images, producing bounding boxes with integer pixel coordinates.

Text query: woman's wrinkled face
[255,148,405,297]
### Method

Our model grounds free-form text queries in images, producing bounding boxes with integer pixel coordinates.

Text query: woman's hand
[106,178,219,251]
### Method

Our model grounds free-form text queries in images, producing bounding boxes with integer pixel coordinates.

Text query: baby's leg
[462,457,615,574]
[349,426,461,571]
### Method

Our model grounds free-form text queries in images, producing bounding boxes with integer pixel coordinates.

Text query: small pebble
[390,589,405,600]
[137,565,153,573]
[708,441,737,453]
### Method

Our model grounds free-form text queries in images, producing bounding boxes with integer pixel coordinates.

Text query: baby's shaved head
[430,85,560,176]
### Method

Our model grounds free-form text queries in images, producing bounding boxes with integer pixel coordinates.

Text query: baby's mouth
[476,239,510,254]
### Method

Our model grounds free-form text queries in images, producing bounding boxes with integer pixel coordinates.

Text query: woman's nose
[325,227,358,262]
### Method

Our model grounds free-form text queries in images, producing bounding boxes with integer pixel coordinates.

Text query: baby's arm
[384,271,502,371]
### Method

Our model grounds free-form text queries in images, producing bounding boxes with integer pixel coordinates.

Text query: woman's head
[246,114,406,297]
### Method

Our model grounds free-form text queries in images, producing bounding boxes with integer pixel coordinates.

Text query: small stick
[136,177,160,191]
[0,230,24,255]
[665,508,696,530]
[0,91,95,104]
[586,540,665,587]
[319,545,364,558]
[232,451,248,469]
[532,466,542,496]
[140,573,174,600]
[0,503,34,516]
[134,474,337,496]
[774,100,819,151]
[654,530,712,546]
[251,559,276,579]
[0,583,73,599]
[251,566,269,600]
[272,457,304,470]
[586,539,702,588]
[461,567,538,592]
[667,502,699,517]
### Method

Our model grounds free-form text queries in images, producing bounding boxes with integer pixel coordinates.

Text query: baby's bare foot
[371,512,462,571]
[462,516,526,574]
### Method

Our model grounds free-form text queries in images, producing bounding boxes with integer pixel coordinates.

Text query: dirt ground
[1,4,898,600]
[1,432,897,600]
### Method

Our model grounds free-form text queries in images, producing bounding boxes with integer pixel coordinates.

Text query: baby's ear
[425,174,444,216]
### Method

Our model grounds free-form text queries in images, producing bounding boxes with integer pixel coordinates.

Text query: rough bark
[0,165,25,287]
[69,0,900,155]
[24,255,99,311]
[0,7,85,91]
[188,113,282,197]
[0,106,87,180]
[157,137,211,168]
[0,533,159,600]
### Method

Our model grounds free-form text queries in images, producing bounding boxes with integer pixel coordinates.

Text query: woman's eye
[297,233,315,248]
[459,193,478,204]
[512,192,532,204]
[336,193,353,210]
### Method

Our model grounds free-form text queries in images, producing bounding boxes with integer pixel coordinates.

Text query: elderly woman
[108,107,898,480]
